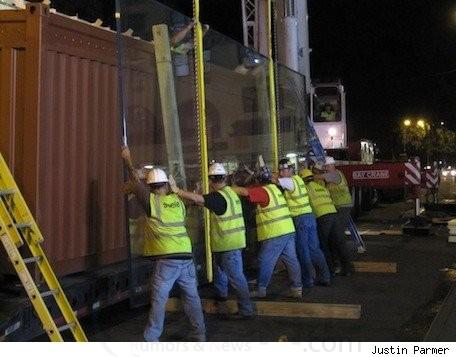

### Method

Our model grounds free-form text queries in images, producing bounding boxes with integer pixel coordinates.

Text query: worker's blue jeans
[294,213,331,287]
[213,249,255,316]
[144,259,206,342]
[257,233,302,294]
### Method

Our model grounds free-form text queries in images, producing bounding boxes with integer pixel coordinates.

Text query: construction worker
[168,162,255,320]
[121,147,206,342]
[300,168,354,276]
[275,159,331,288]
[317,156,354,239]
[169,16,209,77]
[170,20,209,55]
[232,165,303,298]
[320,103,336,122]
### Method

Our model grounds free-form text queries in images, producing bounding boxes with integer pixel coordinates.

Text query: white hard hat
[208,162,227,176]
[325,156,336,165]
[146,168,169,184]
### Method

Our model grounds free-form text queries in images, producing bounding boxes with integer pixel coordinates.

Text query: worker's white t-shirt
[278,177,295,191]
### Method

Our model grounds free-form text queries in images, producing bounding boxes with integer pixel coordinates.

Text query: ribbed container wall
[37,52,126,275]
[0,4,156,276]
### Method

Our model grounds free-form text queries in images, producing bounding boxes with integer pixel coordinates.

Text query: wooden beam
[152,24,187,187]
[353,261,397,273]
[166,297,361,320]
[347,229,403,236]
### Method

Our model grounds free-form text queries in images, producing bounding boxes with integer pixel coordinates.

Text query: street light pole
[402,118,411,155]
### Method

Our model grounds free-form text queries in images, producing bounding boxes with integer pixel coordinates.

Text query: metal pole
[415,196,420,216]
[115,0,134,307]
[115,2,128,147]
[193,0,212,282]
[241,0,249,48]
[402,133,406,154]
[279,1,299,72]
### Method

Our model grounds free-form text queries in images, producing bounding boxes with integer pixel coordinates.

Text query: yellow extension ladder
[0,153,87,342]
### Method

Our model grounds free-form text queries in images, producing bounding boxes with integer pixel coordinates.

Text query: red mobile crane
[241,0,421,217]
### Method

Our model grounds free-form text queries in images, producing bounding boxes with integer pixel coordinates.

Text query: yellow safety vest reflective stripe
[284,175,313,217]
[143,193,192,257]
[306,181,337,218]
[256,184,295,241]
[327,170,353,208]
[210,186,246,253]
[172,42,192,55]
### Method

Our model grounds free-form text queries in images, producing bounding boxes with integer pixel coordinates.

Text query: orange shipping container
[0,4,152,276]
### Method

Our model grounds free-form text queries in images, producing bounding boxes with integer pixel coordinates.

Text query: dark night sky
[51,0,456,157]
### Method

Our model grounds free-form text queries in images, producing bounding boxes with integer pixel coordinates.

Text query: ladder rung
[23,256,42,264]
[0,188,16,196]
[15,222,32,229]
[58,322,75,333]
[40,289,58,298]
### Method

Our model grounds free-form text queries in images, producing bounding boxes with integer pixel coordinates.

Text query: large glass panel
[117,0,204,306]
[203,29,274,169]
[203,26,274,268]
[276,64,310,168]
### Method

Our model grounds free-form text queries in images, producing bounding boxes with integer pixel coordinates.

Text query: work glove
[121,146,131,161]
[271,172,279,184]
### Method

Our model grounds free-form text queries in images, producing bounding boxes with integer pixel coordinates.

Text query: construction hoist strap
[0,153,87,342]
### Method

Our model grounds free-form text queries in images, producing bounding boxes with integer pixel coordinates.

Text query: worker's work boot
[342,264,355,277]
[250,287,267,298]
[315,280,331,287]
[287,287,303,299]
[183,334,207,342]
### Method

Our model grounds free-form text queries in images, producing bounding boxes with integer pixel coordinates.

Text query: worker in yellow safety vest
[275,159,331,288]
[317,156,353,225]
[300,168,354,276]
[168,162,255,320]
[320,104,336,122]
[121,147,206,342]
[232,164,302,299]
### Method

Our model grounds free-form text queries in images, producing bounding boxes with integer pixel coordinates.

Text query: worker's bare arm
[169,176,205,205]
[231,185,249,197]
[170,21,194,45]
[121,147,140,182]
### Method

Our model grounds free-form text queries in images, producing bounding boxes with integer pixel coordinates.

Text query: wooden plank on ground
[432,217,454,225]
[353,261,397,273]
[166,298,361,320]
[346,229,403,236]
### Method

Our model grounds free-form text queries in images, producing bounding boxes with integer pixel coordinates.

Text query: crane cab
[310,82,347,150]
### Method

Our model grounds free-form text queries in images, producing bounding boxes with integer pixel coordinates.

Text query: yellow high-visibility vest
[210,186,246,252]
[327,170,353,208]
[143,193,192,257]
[306,181,337,218]
[256,184,295,241]
[284,175,313,217]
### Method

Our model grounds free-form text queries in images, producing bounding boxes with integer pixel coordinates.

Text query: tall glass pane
[277,64,310,168]
[117,0,204,306]
[203,27,274,267]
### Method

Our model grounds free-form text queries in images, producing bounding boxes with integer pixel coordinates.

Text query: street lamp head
[403,119,411,127]
[417,119,426,129]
